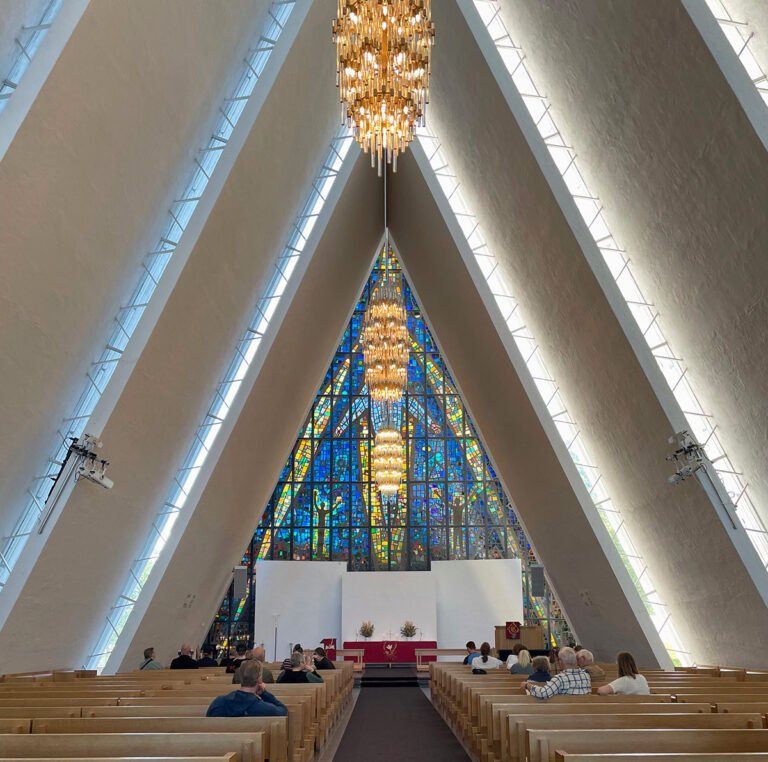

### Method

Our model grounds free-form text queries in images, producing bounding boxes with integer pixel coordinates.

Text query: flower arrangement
[359,620,375,639]
[400,620,417,638]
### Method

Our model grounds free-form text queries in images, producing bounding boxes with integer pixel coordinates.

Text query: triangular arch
[207,250,572,652]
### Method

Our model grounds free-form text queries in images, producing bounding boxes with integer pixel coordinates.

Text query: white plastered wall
[0,0,270,543]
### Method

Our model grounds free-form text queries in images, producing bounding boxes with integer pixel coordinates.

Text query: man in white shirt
[524,646,591,699]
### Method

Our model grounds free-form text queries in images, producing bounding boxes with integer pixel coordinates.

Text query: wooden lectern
[495,624,545,652]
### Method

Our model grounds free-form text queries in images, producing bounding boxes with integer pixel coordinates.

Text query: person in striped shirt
[523,646,591,699]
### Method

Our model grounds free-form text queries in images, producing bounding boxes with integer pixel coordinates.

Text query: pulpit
[494,624,545,652]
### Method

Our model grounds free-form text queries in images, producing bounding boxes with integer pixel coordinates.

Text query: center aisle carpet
[333,686,469,762]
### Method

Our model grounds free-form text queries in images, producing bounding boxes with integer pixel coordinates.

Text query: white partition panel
[253,560,346,662]
[253,558,523,656]
[342,571,437,641]
[432,559,523,648]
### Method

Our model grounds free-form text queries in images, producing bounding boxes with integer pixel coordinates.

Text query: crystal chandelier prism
[372,426,404,497]
[362,260,408,404]
[333,0,435,173]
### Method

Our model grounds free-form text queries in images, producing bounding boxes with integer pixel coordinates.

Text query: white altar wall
[341,572,437,640]
[252,558,523,656]
[253,560,345,662]
[432,559,523,648]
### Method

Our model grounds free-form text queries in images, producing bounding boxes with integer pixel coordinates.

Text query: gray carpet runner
[333,686,469,762]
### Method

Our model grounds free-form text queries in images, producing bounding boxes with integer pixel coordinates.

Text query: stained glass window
[207,254,573,652]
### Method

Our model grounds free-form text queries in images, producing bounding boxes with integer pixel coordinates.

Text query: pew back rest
[0,733,263,762]
[529,728,768,762]
[515,712,764,762]
[30,715,286,762]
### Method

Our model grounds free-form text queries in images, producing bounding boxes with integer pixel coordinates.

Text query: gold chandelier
[372,427,404,497]
[362,261,408,403]
[333,0,435,173]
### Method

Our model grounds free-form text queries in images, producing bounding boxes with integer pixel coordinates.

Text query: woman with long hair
[469,641,504,671]
[509,649,533,675]
[597,651,650,695]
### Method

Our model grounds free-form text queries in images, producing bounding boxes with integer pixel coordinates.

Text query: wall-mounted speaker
[530,565,546,598]
[233,565,247,599]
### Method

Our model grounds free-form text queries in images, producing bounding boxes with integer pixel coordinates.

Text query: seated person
[528,655,552,683]
[509,648,533,675]
[505,642,527,669]
[226,643,248,673]
[252,646,274,683]
[207,662,288,717]
[470,641,504,671]
[281,643,303,671]
[597,651,650,695]
[232,649,253,684]
[197,644,218,667]
[138,647,163,670]
[313,646,335,670]
[170,643,199,669]
[463,640,480,665]
[577,648,605,680]
[523,646,591,699]
[278,651,324,683]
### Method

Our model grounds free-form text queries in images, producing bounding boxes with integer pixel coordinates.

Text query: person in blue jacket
[206,661,288,717]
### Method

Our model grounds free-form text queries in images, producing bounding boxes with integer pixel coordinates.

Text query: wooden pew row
[30,717,286,762]
[485,703,713,762]
[514,713,764,762]
[82,706,309,762]
[0,667,354,762]
[429,661,768,762]
[529,729,768,762]
[0,758,237,762]
[0,732,263,762]
[555,751,768,762]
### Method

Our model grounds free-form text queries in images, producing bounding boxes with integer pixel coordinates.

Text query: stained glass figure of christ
[207,252,573,651]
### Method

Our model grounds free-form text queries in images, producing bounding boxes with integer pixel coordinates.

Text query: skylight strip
[85,129,354,672]
[704,0,768,107]
[0,2,299,593]
[0,0,63,115]
[415,127,688,666]
[468,0,768,571]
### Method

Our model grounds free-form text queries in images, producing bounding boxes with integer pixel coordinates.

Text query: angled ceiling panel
[404,0,768,666]
[390,152,660,665]
[0,0,345,673]
[116,152,381,670]
[494,0,768,546]
[0,0,271,545]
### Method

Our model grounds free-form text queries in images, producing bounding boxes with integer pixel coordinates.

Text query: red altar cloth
[342,640,438,663]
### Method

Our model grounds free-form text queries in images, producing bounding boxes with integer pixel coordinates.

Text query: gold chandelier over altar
[333,0,435,172]
[372,427,404,496]
[362,263,408,403]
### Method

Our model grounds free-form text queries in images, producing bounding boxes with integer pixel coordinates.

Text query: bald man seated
[170,643,199,669]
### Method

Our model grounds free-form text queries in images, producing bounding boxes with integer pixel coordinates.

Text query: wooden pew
[555,755,768,761]
[487,703,713,762]
[29,717,286,762]
[513,713,763,762]
[0,707,81,719]
[0,758,237,762]
[528,728,768,762]
[82,701,312,762]
[0,732,264,762]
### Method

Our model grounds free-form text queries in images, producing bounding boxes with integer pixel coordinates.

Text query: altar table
[343,640,438,663]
